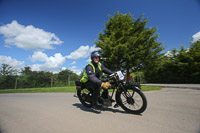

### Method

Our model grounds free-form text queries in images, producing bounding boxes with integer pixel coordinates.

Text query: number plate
[116,71,124,81]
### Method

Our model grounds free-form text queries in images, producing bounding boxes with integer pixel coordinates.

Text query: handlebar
[101,73,117,82]
[101,70,125,82]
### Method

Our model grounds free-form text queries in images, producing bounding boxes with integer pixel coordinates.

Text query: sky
[0,0,200,75]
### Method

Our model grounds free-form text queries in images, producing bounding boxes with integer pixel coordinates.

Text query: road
[0,88,200,133]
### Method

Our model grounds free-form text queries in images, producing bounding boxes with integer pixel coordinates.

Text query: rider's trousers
[85,81,100,105]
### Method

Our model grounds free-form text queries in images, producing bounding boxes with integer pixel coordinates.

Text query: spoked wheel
[118,89,147,114]
[77,88,93,107]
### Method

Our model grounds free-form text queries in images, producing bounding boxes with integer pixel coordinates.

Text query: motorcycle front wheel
[117,89,147,114]
[77,88,93,107]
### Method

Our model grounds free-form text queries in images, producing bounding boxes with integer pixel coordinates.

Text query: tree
[55,69,80,86]
[21,66,32,75]
[95,11,164,83]
[188,40,200,83]
[0,64,17,76]
[145,39,200,83]
[0,64,17,89]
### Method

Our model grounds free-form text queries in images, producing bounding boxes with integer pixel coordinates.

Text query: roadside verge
[141,84,200,90]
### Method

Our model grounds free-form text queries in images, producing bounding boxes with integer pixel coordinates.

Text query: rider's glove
[101,82,111,89]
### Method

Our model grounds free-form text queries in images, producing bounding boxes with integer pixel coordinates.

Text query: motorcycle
[75,71,147,114]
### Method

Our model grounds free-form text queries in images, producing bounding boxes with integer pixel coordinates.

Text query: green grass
[0,86,76,93]
[0,86,161,94]
[141,86,161,91]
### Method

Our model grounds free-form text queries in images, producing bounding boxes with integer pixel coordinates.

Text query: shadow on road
[73,103,142,116]
[73,103,101,114]
[0,128,3,133]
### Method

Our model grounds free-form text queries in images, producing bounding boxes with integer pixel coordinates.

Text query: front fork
[118,82,135,99]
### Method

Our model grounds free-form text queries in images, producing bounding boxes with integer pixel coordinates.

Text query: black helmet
[91,51,101,61]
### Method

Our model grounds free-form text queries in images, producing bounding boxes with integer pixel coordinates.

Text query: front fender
[124,84,141,91]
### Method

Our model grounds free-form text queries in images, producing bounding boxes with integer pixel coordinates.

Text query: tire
[117,89,147,114]
[77,88,93,107]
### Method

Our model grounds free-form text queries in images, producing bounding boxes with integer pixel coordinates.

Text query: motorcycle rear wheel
[117,89,147,114]
[77,88,93,107]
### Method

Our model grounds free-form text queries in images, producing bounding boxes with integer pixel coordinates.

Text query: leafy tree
[20,70,53,88]
[0,64,17,76]
[145,40,200,83]
[55,69,80,86]
[188,40,200,83]
[95,11,164,83]
[17,67,54,88]
[21,66,32,75]
[0,64,17,89]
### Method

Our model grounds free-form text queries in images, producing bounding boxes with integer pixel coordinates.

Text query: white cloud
[66,45,100,59]
[164,51,173,57]
[61,66,81,75]
[164,51,180,57]
[65,45,90,59]
[30,51,48,62]
[192,32,200,43]
[45,53,65,68]
[70,61,76,65]
[61,67,67,71]
[31,64,41,71]
[30,51,66,72]
[185,48,190,53]
[0,55,24,68]
[0,20,63,50]
[69,65,82,75]
[89,45,101,52]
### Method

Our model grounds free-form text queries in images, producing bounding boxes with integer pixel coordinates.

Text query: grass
[0,86,76,93]
[141,86,161,91]
[0,86,161,94]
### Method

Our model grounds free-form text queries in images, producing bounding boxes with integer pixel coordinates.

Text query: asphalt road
[0,88,200,133]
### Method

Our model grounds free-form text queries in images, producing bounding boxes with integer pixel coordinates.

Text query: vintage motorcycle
[75,71,147,114]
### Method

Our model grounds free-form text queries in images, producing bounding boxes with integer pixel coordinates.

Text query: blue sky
[0,0,200,75]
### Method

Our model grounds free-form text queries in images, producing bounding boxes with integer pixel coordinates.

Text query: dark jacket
[86,62,113,85]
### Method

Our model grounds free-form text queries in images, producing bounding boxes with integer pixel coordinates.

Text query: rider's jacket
[80,61,113,85]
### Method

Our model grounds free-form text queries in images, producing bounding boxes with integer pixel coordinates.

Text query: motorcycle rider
[80,51,113,108]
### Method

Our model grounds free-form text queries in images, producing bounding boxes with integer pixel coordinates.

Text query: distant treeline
[144,40,200,83]
[0,65,80,89]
